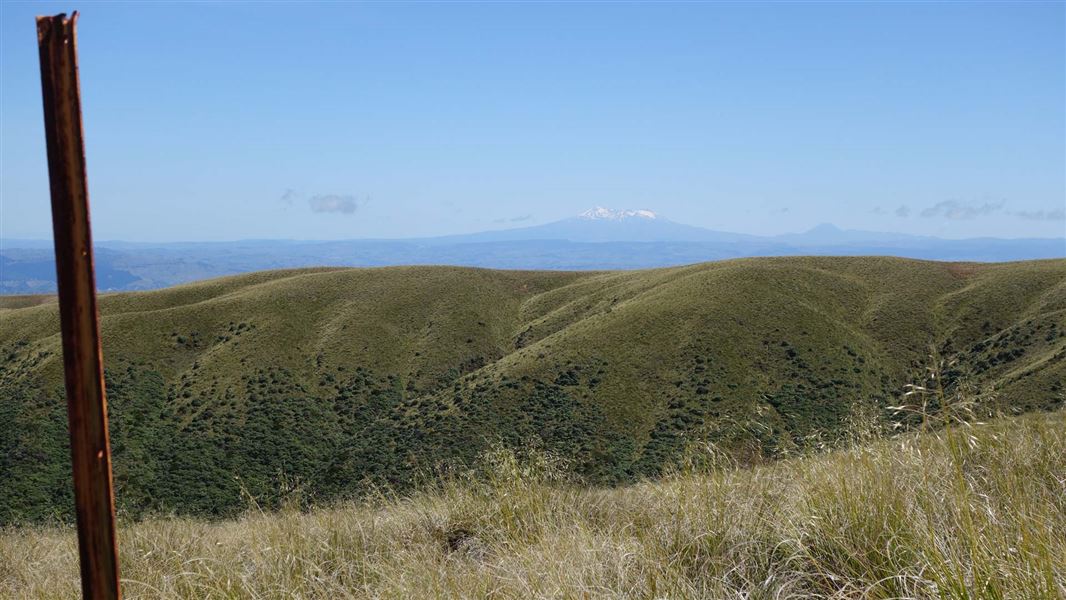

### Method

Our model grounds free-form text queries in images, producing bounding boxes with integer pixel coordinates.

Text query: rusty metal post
[36,12,122,600]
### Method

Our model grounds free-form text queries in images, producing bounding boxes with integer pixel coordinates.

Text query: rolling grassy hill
[1,257,1064,524]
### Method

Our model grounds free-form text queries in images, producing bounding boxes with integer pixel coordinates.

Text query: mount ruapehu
[3,207,1063,293]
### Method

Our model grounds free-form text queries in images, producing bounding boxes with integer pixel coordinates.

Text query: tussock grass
[3,410,1064,599]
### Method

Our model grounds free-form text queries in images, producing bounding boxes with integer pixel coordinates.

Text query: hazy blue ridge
[2,218,1063,294]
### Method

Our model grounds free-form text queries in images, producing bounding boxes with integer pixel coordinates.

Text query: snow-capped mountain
[579,207,658,221]
[427,208,756,244]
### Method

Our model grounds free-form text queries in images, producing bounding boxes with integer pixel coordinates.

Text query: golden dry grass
[3,409,1064,599]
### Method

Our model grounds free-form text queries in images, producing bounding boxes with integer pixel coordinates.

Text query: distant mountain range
[2,207,1063,293]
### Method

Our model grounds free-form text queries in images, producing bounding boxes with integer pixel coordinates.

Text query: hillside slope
[2,257,1064,523]
[5,410,1064,598]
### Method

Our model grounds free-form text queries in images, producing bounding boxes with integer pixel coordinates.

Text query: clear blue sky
[2,1,1064,241]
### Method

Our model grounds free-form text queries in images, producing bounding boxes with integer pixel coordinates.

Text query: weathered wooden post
[36,12,122,600]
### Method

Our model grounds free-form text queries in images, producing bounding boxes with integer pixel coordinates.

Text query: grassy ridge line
[3,409,1063,599]
[2,265,592,383]
[1,257,1064,523]
[446,257,1064,446]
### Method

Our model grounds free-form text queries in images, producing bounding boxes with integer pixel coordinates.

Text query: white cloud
[919,200,1003,220]
[1012,208,1065,222]
[309,194,360,215]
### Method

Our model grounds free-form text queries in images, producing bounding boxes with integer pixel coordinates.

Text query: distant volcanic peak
[808,223,843,234]
[579,207,658,221]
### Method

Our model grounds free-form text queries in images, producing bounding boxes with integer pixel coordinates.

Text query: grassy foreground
[3,410,1064,599]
